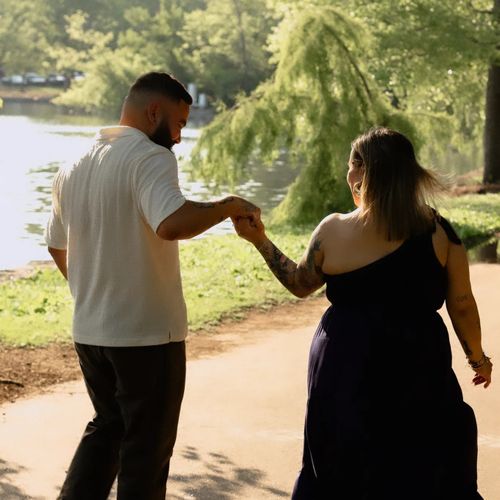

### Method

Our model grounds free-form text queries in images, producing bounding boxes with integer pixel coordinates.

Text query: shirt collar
[96,126,149,142]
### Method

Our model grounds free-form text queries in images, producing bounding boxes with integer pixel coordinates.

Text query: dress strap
[431,208,462,245]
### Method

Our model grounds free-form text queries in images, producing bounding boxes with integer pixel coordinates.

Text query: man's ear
[146,101,161,126]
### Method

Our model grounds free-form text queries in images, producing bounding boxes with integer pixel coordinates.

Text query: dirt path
[0,264,498,499]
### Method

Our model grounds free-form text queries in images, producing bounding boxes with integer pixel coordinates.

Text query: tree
[191,4,416,225]
[190,0,498,225]
[0,0,54,73]
[353,0,498,184]
[53,1,191,115]
[181,0,276,103]
[483,0,500,184]
[46,0,276,113]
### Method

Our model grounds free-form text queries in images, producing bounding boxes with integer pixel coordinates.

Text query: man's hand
[232,213,266,247]
[224,196,261,222]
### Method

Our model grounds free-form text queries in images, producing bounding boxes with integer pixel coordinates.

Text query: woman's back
[318,209,452,313]
[320,208,448,275]
[233,126,489,499]
[301,211,481,498]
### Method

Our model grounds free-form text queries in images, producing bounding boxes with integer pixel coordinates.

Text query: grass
[0,231,309,346]
[1,193,499,346]
[440,193,500,244]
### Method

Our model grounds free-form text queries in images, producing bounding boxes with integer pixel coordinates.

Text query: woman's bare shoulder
[319,210,359,228]
[318,210,358,232]
[315,210,359,245]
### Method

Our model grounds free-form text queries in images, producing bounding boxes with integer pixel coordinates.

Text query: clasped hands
[227,196,266,246]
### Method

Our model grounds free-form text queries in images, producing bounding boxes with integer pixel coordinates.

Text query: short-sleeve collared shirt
[45,126,188,346]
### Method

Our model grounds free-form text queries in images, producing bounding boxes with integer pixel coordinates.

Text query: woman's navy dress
[292,217,482,499]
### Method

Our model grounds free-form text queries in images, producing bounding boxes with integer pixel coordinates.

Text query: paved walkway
[0,264,499,499]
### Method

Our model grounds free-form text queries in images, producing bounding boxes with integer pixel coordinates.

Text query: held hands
[231,212,267,247]
[224,195,261,221]
[222,195,266,245]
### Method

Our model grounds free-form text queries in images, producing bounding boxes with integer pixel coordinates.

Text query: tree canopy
[190,0,498,224]
[0,0,275,113]
[1,0,497,222]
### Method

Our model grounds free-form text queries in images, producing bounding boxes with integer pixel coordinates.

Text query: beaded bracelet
[467,353,492,370]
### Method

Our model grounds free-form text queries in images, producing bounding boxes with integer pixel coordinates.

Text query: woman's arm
[445,240,492,387]
[233,217,325,298]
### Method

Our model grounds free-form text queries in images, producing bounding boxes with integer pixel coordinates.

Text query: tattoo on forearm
[191,201,216,209]
[258,241,296,289]
[257,237,324,295]
[456,294,470,303]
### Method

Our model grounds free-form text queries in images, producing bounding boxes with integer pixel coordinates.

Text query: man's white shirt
[45,126,188,346]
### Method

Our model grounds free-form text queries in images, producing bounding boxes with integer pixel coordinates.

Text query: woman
[233,127,492,499]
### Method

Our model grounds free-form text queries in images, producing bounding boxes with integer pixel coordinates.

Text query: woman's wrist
[254,236,269,252]
[466,350,492,370]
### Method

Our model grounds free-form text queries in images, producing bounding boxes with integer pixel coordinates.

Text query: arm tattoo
[257,237,324,296]
[258,241,297,289]
[191,198,237,209]
[456,294,470,303]
[191,201,216,209]
[306,239,323,276]
[190,198,236,221]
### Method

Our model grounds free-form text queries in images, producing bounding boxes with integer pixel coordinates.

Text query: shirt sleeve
[44,170,67,250]
[135,150,186,232]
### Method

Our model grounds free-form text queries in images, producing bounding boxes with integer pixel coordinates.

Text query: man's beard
[149,118,175,151]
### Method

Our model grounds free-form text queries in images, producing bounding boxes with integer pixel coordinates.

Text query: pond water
[0,102,299,270]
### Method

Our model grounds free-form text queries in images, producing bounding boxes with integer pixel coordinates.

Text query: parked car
[1,74,25,85]
[24,72,46,85]
[47,73,68,87]
[72,70,86,82]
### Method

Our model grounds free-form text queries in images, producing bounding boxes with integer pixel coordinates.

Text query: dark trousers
[58,341,186,500]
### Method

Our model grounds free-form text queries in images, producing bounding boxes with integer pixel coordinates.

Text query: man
[45,72,259,499]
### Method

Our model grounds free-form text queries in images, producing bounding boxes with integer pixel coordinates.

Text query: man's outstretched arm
[156,196,260,241]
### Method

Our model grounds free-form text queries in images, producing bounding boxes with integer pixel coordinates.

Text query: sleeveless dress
[292,216,483,500]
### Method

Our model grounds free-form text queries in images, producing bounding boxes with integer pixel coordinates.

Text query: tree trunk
[231,0,250,91]
[483,0,500,185]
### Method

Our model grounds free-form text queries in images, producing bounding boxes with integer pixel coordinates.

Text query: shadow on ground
[167,446,289,499]
[0,458,44,499]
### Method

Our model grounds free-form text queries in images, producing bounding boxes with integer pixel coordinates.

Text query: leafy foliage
[191,5,418,224]
[440,193,500,242]
[191,0,497,224]
[0,0,274,113]
[181,0,276,102]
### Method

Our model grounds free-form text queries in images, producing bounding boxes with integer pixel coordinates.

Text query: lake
[0,102,299,270]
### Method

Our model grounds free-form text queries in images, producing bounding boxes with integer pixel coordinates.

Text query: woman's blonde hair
[351,127,445,241]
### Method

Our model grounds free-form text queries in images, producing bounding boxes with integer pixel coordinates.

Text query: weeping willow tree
[190,5,418,225]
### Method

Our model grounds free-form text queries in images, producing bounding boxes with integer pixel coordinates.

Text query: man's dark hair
[127,72,193,105]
